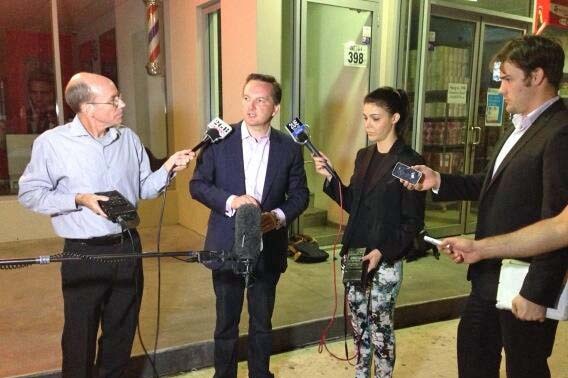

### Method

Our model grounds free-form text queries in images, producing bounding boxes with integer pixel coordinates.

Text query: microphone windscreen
[295,131,309,143]
[233,204,262,261]
[285,118,311,145]
[205,127,221,142]
[207,117,233,141]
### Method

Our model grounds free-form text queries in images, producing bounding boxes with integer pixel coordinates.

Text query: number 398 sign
[344,43,368,68]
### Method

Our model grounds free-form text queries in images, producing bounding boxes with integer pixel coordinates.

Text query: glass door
[465,24,524,233]
[420,15,477,236]
[416,5,529,237]
[295,0,380,244]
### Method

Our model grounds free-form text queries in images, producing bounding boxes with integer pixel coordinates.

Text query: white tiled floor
[169,319,568,378]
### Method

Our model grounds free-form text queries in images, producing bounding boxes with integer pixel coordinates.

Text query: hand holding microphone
[166,117,232,179]
[164,149,195,173]
[312,152,334,181]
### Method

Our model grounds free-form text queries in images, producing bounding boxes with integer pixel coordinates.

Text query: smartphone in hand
[392,162,422,185]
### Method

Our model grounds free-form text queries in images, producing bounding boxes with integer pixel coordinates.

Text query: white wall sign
[344,43,368,67]
[447,83,468,104]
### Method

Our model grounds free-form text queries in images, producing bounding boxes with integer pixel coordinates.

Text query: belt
[65,229,136,246]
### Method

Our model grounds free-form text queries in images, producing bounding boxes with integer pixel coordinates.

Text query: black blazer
[190,123,309,273]
[324,139,426,263]
[436,99,568,306]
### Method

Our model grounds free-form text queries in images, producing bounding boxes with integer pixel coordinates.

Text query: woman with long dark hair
[313,87,426,377]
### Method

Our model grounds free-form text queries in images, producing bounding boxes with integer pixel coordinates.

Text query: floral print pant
[346,253,403,378]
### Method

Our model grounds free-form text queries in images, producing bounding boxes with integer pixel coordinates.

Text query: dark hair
[27,71,54,89]
[364,87,409,138]
[492,35,565,90]
[64,79,95,113]
[244,73,282,105]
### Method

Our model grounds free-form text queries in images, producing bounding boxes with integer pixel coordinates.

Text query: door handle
[471,126,482,145]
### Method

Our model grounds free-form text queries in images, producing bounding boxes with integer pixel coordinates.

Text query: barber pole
[145,0,160,75]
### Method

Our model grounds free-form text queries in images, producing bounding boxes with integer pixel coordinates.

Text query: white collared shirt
[241,122,271,203]
[224,122,286,227]
[492,96,559,177]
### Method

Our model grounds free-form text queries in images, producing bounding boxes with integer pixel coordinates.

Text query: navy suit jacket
[190,122,309,273]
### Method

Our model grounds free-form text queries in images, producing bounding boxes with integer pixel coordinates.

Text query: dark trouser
[212,260,280,378]
[61,230,143,378]
[457,293,558,378]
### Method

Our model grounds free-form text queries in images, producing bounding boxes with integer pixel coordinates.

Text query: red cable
[317,179,358,364]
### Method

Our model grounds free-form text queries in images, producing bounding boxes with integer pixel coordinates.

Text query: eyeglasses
[87,94,123,109]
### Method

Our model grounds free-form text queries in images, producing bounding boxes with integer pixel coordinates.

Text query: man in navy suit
[190,73,309,378]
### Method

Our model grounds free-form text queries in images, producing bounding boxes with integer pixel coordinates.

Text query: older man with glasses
[18,72,195,377]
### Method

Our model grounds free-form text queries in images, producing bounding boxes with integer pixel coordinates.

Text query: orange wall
[167,0,259,236]
[220,0,257,123]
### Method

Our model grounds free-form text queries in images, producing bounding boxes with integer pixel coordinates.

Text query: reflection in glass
[420,16,475,234]
[0,0,170,191]
[0,0,55,194]
[467,25,523,228]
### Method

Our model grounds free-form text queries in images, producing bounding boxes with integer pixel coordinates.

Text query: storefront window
[0,1,56,194]
[0,0,170,195]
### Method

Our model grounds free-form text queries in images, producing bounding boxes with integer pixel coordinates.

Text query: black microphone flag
[285,117,338,180]
[191,117,233,152]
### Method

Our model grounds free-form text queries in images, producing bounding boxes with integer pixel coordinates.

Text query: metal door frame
[464,18,527,233]
[421,4,529,236]
[293,0,382,120]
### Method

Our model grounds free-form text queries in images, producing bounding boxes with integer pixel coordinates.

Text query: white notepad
[496,259,568,320]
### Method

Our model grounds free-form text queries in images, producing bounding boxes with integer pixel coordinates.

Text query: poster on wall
[4,30,73,135]
[534,0,568,34]
[0,30,73,185]
[486,88,504,127]
[99,29,117,85]
[79,40,97,72]
[447,83,467,104]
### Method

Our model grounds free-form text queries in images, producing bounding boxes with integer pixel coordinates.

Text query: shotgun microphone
[285,117,338,180]
[233,204,262,287]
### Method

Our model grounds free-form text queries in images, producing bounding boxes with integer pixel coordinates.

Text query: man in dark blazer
[190,73,309,378]
[402,35,568,378]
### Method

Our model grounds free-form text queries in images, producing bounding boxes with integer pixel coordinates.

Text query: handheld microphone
[191,117,233,152]
[233,204,262,287]
[165,117,233,186]
[285,117,338,180]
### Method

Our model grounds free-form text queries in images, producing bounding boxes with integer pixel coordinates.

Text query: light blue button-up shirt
[18,116,169,238]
